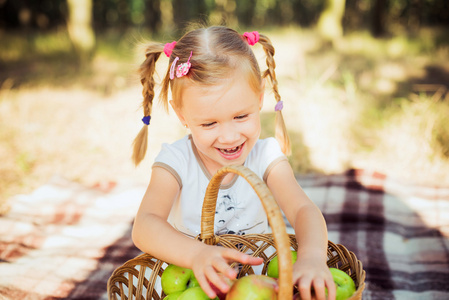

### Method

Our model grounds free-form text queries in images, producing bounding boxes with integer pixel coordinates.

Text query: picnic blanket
[1,169,448,300]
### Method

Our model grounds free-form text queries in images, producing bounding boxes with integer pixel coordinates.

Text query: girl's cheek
[245,120,261,137]
[192,129,216,143]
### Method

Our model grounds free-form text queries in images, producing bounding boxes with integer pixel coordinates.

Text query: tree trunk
[371,0,387,37]
[210,0,237,27]
[317,0,346,46]
[66,0,95,62]
[172,0,190,34]
[144,0,161,32]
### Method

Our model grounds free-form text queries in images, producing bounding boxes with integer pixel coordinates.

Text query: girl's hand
[190,245,263,299]
[293,255,336,300]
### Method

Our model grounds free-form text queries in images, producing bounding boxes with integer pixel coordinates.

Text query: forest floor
[1,26,449,210]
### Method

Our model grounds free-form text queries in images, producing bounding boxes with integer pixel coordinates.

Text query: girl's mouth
[216,142,245,160]
[219,145,241,154]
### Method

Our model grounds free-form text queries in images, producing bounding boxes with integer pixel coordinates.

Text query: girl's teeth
[220,145,240,154]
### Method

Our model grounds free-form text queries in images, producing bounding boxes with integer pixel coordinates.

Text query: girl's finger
[211,257,238,280]
[244,255,264,265]
[204,265,229,296]
[311,278,326,300]
[195,273,216,299]
[297,276,313,300]
[222,249,263,266]
[325,276,337,300]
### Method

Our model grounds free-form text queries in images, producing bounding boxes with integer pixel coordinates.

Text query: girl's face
[172,73,264,175]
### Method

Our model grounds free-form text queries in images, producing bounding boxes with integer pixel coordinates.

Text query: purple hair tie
[274,101,283,112]
[142,115,151,125]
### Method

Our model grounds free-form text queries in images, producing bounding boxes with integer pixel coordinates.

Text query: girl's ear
[169,100,187,126]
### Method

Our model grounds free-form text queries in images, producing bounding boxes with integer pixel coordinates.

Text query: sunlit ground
[1,26,449,209]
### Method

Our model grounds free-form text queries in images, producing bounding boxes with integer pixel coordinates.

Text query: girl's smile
[216,141,245,160]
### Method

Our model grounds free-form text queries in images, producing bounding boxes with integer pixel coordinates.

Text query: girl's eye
[235,114,248,120]
[201,122,216,127]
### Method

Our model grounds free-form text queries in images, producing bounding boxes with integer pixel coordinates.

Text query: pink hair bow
[164,41,177,57]
[169,51,193,80]
[243,31,260,46]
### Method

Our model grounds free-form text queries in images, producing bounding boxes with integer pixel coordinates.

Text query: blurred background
[1,0,448,209]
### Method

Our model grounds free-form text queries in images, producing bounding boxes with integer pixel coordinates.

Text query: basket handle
[200,165,293,300]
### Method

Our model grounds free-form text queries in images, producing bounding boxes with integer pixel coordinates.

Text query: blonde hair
[132,26,290,165]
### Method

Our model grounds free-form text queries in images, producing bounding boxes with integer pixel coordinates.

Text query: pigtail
[132,43,164,166]
[160,69,171,111]
[258,34,291,156]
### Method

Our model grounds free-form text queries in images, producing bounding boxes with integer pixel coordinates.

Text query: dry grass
[1,26,449,209]
[0,81,184,202]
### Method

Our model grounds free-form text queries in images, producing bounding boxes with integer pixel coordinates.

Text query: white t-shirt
[153,135,287,238]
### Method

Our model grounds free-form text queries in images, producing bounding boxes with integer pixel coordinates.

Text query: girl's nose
[218,122,240,144]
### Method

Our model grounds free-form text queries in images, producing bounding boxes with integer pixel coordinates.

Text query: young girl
[131,26,336,300]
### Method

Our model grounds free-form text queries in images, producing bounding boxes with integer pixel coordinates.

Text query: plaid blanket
[300,169,449,300]
[1,170,448,299]
[0,177,143,300]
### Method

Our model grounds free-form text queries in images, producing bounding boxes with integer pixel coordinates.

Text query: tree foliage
[0,0,447,35]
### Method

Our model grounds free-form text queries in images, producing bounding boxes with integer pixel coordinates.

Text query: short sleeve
[245,138,287,182]
[152,137,190,188]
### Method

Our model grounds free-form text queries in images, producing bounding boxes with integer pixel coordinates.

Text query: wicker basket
[107,165,365,299]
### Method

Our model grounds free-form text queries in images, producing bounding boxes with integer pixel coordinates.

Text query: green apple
[226,274,278,300]
[267,251,297,278]
[188,275,200,289]
[329,268,356,300]
[161,264,196,295]
[163,291,183,300]
[178,286,218,300]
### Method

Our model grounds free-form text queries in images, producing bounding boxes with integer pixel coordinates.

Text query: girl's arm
[266,160,336,300]
[132,167,262,299]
